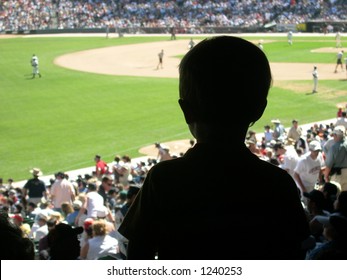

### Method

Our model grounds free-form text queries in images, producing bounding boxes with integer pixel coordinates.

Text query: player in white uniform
[334,50,344,73]
[156,50,164,69]
[188,38,195,50]
[287,31,293,45]
[31,54,41,78]
[335,32,342,48]
[312,66,318,93]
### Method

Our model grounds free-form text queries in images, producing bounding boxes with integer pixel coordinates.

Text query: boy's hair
[179,36,272,125]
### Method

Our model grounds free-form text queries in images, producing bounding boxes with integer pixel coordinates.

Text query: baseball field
[1,33,346,182]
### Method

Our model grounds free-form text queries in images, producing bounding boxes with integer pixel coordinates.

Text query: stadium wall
[2,21,346,35]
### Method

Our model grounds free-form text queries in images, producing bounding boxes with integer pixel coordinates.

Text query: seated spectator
[80,219,119,260]
[304,190,330,242]
[80,218,94,250]
[334,191,347,217]
[96,206,116,234]
[120,186,140,219]
[306,213,347,259]
[65,199,82,226]
[96,205,128,258]
[26,201,40,220]
[11,214,31,238]
[38,217,58,260]
[320,182,339,213]
[32,213,49,242]
[61,201,74,219]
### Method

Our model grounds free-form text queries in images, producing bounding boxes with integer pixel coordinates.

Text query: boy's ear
[178,99,196,124]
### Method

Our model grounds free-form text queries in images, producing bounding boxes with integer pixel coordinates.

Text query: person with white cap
[324,126,347,191]
[271,119,286,141]
[323,125,345,157]
[32,213,49,242]
[335,111,347,129]
[22,168,47,206]
[294,140,326,198]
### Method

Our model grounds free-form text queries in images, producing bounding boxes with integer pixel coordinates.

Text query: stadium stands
[1,0,346,33]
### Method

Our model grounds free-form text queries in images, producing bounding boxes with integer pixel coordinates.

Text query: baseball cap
[83,218,94,230]
[37,213,48,221]
[72,200,82,210]
[96,206,109,218]
[332,125,346,136]
[308,140,321,151]
[9,189,16,195]
[12,214,24,223]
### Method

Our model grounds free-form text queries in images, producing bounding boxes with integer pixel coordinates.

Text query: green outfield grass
[0,35,346,181]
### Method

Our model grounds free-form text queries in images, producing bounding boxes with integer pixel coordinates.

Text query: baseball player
[334,50,344,73]
[258,41,264,50]
[312,66,318,94]
[156,49,164,70]
[31,54,41,78]
[335,31,342,48]
[287,31,293,45]
[188,38,195,50]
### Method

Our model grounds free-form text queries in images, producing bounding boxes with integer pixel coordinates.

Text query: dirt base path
[54,40,346,81]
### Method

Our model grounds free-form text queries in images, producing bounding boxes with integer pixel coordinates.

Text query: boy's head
[178,36,272,127]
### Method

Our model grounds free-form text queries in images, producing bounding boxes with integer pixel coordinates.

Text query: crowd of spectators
[0,0,346,33]
[1,107,347,259]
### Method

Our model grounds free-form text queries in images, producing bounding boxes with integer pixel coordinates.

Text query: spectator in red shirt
[94,155,109,179]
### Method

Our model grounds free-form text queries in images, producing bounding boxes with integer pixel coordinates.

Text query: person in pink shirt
[50,172,75,212]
